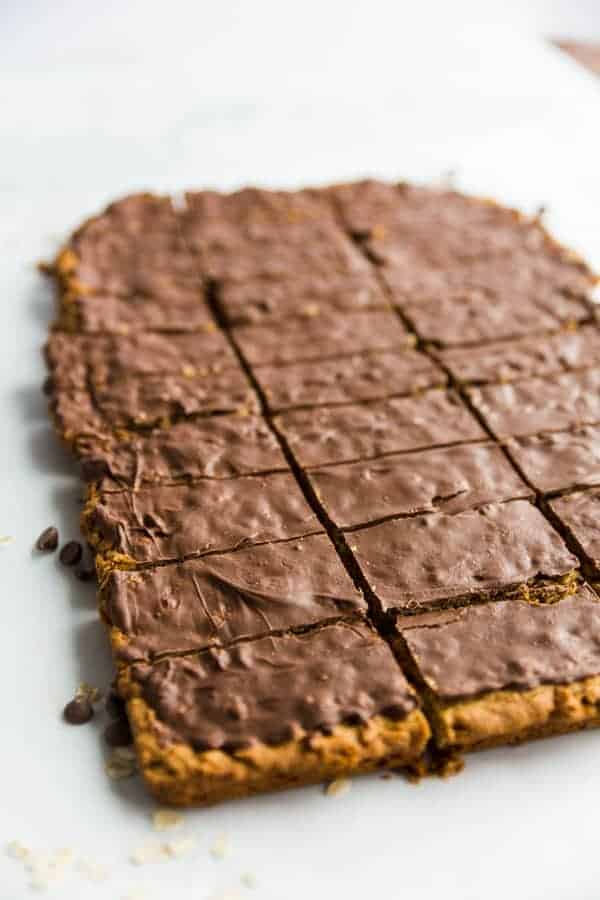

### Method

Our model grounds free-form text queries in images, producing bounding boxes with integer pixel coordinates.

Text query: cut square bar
[307,443,530,529]
[83,473,321,569]
[255,349,445,412]
[397,585,600,751]
[275,390,484,467]
[117,621,430,805]
[549,489,600,577]
[506,427,600,495]
[348,499,579,614]
[101,533,366,662]
[76,417,288,489]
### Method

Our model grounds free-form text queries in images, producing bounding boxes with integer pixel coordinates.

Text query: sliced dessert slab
[275,389,484,468]
[506,426,600,495]
[83,473,321,570]
[468,367,600,440]
[255,349,445,412]
[347,499,579,614]
[233,309,411,367]
[549,488,600,577]
[397,585,600,751]
[101,534,366,663]
[116,621,430,806]
[436,325,600,386]
[76,416,287,490]
[307,442,530,529]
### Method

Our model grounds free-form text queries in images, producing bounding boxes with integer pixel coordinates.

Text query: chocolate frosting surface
[256,349,445,412]
[87,473,321,563]
[507,427,600,495]
[349,499,578,611]
[550,489,600,571]
[233,310,410,366]
[438,326,600,385]
[469,367,600,439]
[104,534,366,660]
[275,390,485,467]
[401,585,600,699]
[308,442,529,528]
[53,370,258,436]
[126,621,417,750]
[46,329,237,389]
[64,291,214,333]
[78,417,287,488]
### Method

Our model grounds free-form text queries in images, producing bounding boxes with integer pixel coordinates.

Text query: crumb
[152,809,184,831]
[324,777,351,797]
[210,834,230,860]
[0,535,14,545]
[77,682,103,704]
[241,871,258,889]
[129,843,166,866]
[6,840,30,860]
[106,746,138,780]
[162,836,195,859]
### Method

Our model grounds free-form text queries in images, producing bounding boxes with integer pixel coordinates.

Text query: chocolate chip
[36,526,59,552]
[105,689,126,720]
[104,718,133,747]
[63,696,94,725]
[59,540,82,566]
[75,563,96,582]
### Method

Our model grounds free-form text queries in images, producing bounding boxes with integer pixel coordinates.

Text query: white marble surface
[1,4,600,899]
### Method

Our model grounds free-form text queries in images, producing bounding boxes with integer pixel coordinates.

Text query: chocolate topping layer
[468,368,600,439]
[255,350,445,412]
[400,585,600,700]
[103,534,366,660]
[507,427,600,495]
[52,369,258,438]
[275,390,484,467]
[348,499,578,612]
[46,329,237,389]
[85,473,321,563]
[124,621,418,750]
[308,443,529,528]
[437,326,600,385]
[233,310,410,366]
[77,417,287,488]
[550,489,600,574]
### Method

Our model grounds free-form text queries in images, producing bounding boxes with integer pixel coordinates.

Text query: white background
[2,2,600,898]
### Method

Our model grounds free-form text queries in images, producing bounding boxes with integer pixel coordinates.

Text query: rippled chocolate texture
[103,534,366,661]
[123,621,418,750]
[44,181,600,805]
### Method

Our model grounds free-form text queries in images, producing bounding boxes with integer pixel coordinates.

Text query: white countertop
[2,4,600,898]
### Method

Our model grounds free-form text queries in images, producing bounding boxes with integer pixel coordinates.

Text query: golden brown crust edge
[425,675,600,752]
[123,692,430,807]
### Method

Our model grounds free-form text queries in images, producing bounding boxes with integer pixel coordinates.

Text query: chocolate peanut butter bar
[46,329,237,389]
[117,622,430,805]
[506,426,600,495]
[468,367,600,439]
[307,442,530,529]
[101,534,366,662]
[255,349,445,412]
[348,499,578,614]
[549,489,600,577]
[397,585,600,751]
[83,473,321,570]
[436,325,600,386]
[51,369,258,442]
[233,309,411,367]
[275,389,484,467]
[77,417,287,489]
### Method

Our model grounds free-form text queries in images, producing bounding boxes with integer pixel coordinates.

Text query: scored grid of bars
[45,181,600,802]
